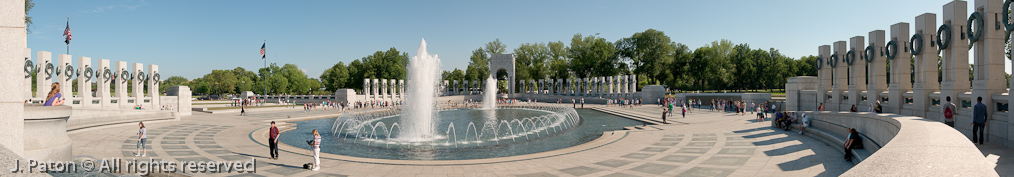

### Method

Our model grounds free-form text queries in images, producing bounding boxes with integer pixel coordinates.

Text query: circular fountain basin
[281,108,642,160]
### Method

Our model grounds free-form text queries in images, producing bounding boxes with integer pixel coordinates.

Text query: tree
[25,0,33,34]
[514,42,550,80]
[201,70,238,95]
[321,61,350,91]
[547,41,570,79]
[484,39,507,55]
[568,34,619,78]
[616,29,675,84]
[161,76,189,94]
[465,48,489,81]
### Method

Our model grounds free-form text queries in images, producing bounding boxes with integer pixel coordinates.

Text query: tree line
[165,28,819,96]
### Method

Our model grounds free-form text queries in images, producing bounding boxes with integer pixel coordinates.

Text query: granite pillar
[116,61,128,108]
[818,45,831,109]
[98,59,112,108]
[132,63,143,107]
[941,1,970,116]
[847,36,866,110]
[148,64,159,109]
[913,13,939,118]
[971,0,1006,127]
[0,0,27,156]
[888,23,912,114]
[78,57,92,107]
[867,30,888,112]
[832,41,847,111]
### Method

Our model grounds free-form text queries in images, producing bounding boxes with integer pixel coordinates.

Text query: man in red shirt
[269,121,280,159]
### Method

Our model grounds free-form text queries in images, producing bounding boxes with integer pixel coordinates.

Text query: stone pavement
[68,104,862,176]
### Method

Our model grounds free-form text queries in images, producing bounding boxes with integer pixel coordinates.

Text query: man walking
[942,96,956,127]
[269,121,280,159]
[972,97,987,145]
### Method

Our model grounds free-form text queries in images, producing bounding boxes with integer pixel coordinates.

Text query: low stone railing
[799,111,997,176]
[23,105,72,161]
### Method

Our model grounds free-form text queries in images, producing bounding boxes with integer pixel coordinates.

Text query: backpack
[944,106,953,119]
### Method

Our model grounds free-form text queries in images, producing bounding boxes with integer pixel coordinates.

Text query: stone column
[132,63,144,107]
[580,78,587,96]
[58,54,73,105]
[913,13,939,118]
[621,76,627,94]
[817,45,831,109]
[398,80,404,98]
[442,80,449,95]
[372,79,379,98]
[630,75,637,92]
[79,57,92,108]
[36,51,52,101]
[971,0,1005,127]
[24,48,32,99]
[941,1,970,113]
[888,22,912,114]
[116,61,128,108]
[381,79,388,97]
[847,36,866,111]
[148,64,159,109]
[98,59,112,108]
[565,79,571,95]
[0,0,27,156]
[831,41,847,111]
[453,80,459,95]
[867,30,888,112]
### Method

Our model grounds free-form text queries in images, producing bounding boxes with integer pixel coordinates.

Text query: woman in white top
[798,114,810,134]
[311,129,321,171]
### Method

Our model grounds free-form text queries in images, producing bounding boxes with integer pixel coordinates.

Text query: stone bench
[771,114,877,163]
[793,111,997,176]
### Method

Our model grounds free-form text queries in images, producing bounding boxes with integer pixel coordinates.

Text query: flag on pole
[260,42,266,59]
[63,20,72,45]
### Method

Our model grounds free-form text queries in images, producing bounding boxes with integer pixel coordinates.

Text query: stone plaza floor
[65,104,1005,176]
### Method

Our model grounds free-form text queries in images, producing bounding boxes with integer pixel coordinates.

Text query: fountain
[399,39,441,141]
[482,74,497,109]
[283,39,645,160]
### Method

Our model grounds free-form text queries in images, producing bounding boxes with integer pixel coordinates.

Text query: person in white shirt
[798,113,809,134]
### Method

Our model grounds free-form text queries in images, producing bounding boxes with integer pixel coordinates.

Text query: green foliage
[569,34,619,78]
[25,0,33,34]
[161,76,189,94]
[514,42,550,80]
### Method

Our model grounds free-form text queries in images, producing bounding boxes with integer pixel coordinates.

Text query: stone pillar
[380,79,387,97]
[24,48,32,100]
[831,41,847,111]
[132,63,144,108]
[79,57,92,108]
[453,80,459,95]
[913,13,939,118]
[98,59,112,108]
[565,79,571,95]
[148,64,159,109]
[971,0,1006,127]
[941,1,970,117]
[847,36,866,111]
[888,23,912,114]
[363,79,370,97]
[116,61,129,108]
[58,54,73,104]
[442,80,449,95]
[372,79,379,97]
[35,51,52,101]
[621,76,627,94]
[581,78,588,96]
[867,31,888,112]
[399,80,404,97]
[1,0,27,156]
[630,75,637,92]
[818,45,831,109]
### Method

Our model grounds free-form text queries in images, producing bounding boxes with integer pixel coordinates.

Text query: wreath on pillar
[845,50,856,66]
[828,53,839,68]
[83,66,93,82]
[864,45,875,63]
[967,12,984,48]
[910,33,923,55]
[815,56,823,70]
[937,24,952,50]
[44,62,54,80]
[103,68,112,83]
[54,64,62,77]
[153,72,160,85]
[137,70,147,83]
[24,59,35,79]
[885,40,899,59]
[121,69,130,83]
[65,64,75,81]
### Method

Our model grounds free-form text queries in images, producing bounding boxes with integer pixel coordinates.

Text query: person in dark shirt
[874,101,883,113]
[972,97,988,145]
[850,105,858,112]
[269,121,280,159]
[844,128,863,161]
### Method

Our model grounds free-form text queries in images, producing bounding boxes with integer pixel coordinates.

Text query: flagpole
[66,17,69,54]
[259,39,263,99]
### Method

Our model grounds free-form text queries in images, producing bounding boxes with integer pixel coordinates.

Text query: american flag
[63,20,72,45]
[260,42,266,59]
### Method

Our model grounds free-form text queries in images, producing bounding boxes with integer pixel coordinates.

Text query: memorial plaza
[2,0,1013,176]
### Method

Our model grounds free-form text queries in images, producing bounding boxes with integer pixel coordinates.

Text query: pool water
[280,109,643,160]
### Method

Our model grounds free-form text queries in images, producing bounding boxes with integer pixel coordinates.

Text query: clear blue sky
[26,0,1010,80]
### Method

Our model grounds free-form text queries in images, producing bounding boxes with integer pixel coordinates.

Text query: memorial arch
[489,54,515,97]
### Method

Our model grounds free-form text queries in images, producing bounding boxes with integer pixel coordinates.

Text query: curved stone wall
[801,111,996,176]
[23,105,73,162]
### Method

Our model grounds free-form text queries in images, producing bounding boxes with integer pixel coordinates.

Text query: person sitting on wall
[43,83,64,106]
[874,101,883,113]
[798,113,809,135]
[850,105,858,112]
[782,112,795,131]
[844,128,864,161]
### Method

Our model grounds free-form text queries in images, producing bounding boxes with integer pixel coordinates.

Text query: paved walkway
[70,104,861,176]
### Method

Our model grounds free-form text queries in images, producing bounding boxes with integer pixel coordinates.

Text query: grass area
[206,105,291,110]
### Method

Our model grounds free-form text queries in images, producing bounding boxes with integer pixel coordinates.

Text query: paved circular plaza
[71,105,854,177]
